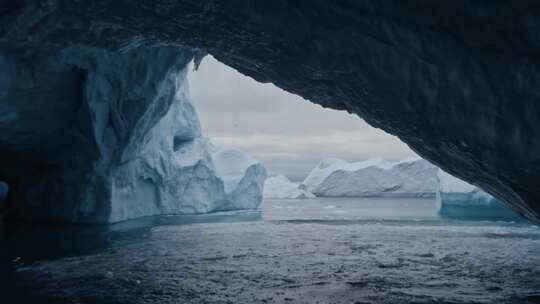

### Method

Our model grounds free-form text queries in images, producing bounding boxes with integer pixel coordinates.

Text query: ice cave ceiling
[1,1,540,223]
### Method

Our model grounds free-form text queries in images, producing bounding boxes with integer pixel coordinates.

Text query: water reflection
[1,210,262,264]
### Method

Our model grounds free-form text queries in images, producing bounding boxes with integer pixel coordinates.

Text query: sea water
[2,197,540,303]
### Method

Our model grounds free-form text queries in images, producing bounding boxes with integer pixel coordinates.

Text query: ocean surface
[2,197,540,303]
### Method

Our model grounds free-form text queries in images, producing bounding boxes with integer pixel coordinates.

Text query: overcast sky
[189,56,416,182]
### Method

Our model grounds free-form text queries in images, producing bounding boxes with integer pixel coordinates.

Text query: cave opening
[189,55,416,183]
[2,1,540,301]
[188,55,522,222]
[0,48,537,304]
[1,50,538,304]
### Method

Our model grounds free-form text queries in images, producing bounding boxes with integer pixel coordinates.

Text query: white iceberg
[264,174,315,199]
[102,58,266,222]
[301,157,437,197]
[436,170,521,220]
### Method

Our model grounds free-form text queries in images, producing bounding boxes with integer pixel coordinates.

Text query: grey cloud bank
[190,56,415,181]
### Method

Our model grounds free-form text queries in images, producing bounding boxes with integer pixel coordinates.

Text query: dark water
[2,198,540,303]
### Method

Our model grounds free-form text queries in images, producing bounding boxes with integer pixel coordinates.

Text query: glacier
[436,170,522,221]
[264,174,315,199]
[301,157,438,197]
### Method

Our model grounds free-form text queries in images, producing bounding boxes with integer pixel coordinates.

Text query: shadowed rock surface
[1,1,540,222]
[0,181,7,206]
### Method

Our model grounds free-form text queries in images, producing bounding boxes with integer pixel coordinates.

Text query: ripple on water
[4,199,540,304]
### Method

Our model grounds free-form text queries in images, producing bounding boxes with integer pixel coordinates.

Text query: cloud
[189,56,416,181]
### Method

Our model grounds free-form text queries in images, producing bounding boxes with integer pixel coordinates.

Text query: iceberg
[301,157,437,197]
[106,72,267,222]
[211,149,267,211]
[0,46,266,223]
[436,170,522,221]
[264,174,315,199]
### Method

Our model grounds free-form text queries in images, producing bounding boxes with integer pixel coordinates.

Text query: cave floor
[2,198,540,304]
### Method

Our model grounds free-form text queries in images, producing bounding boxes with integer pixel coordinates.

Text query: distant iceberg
[301,157,437,197]
[264,174,315,199]
[436,170,522,221]
[211,148,267,210]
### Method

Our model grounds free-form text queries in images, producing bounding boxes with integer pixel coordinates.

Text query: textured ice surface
[103,63,265,222]
[302,157,438,197]
[437,170,522,221]
[264,174,315,199]
[6,198,540,304]
[0,46,265,223]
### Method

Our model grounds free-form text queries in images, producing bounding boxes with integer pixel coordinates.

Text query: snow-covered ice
[436,170,521,220]
[264,174,315,199]
[301,157,437,197]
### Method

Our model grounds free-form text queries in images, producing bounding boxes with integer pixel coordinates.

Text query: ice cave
[1,1,540,224]
[3,2,540,303]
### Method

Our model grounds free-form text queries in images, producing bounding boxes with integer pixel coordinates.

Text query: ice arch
[0,46,266,223]
[1,1,540,223]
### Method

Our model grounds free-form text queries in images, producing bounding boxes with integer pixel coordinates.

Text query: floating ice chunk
[211,148,267,211]
[436,170,522,221]
[264,174,315,199]
[212,149,259,193]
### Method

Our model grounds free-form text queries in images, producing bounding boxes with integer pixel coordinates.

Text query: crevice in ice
[173,133,195,151]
